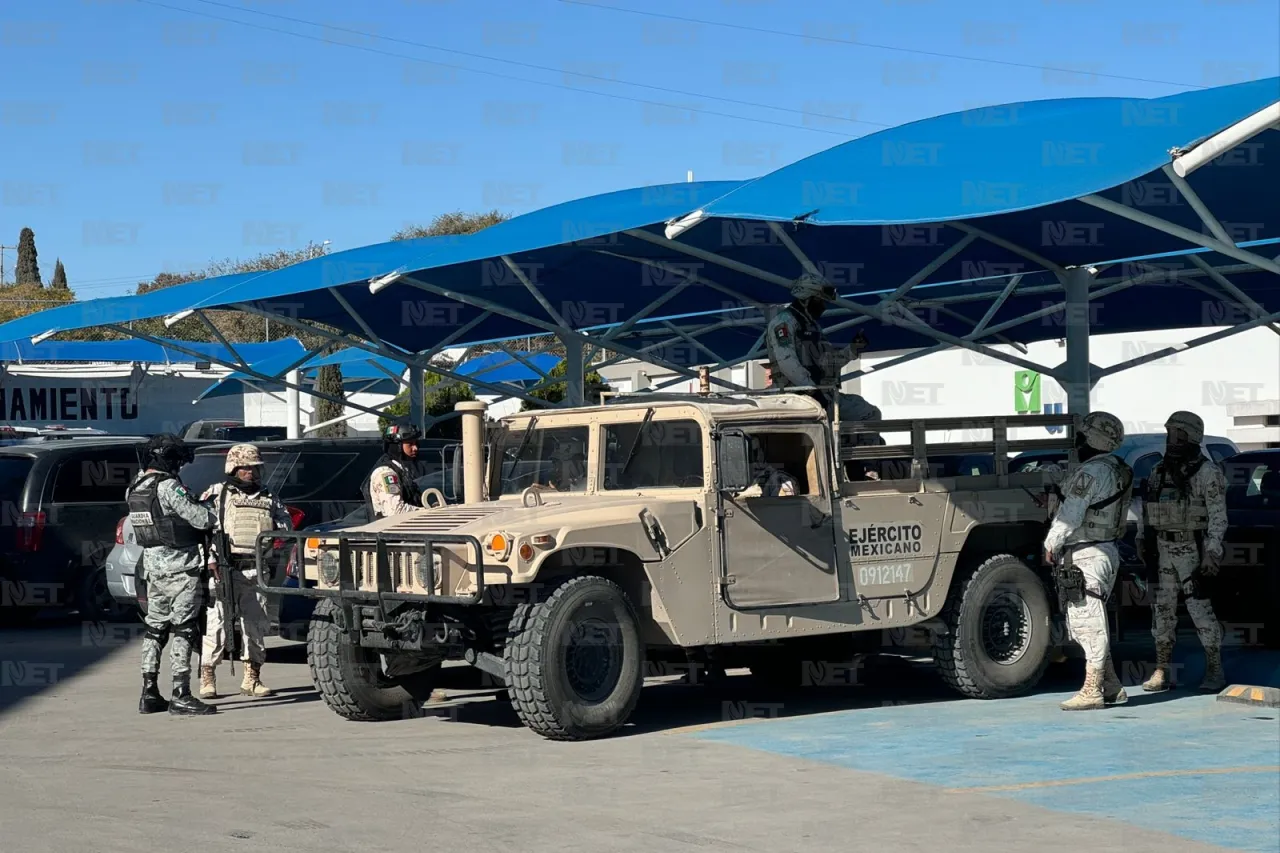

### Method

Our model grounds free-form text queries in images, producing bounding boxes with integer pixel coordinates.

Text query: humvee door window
[603,419,703,490]
[736,431,815,497]
[496,426,590,495]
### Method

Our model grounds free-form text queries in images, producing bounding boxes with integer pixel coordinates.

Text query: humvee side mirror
[716,429,752,493]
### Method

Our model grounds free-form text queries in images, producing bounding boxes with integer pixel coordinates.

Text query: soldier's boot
[1199,646,1226,693]
[1141,641,1175,693]
[1101,656,1128,706]
[169,674,217,716]
[198,665,217,700]
[138,672,169,714]
[240,661,274,698]
[1060,664,1105,711]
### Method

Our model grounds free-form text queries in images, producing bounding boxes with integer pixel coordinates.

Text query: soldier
[1042,411,1134,711]
[737,437,799,498]
[197,444,293,700]
[127,433,218,716]
[365,423,424,520]
[1136,411,1228,693]
[765,273,878,424]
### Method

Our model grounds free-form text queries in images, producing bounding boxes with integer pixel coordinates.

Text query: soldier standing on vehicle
[365,423,424,520]
[197,444,293,701]
[1042,412,1134,711]
[1136,411,1228,693]
[765,273,878,424]
[127,434,218,716]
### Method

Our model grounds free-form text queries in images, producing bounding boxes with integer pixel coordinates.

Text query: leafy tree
[15,227,40,285]
[520,357,611,410]
[0,282,74,325]
[379,364,476,440]
[50,259,67,290]
[313,364,348,438]
[391,210,510,241]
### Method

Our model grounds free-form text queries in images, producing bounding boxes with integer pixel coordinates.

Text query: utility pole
[0,244,16,286]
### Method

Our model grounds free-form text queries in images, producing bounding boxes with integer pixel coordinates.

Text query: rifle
[214,487,239,676]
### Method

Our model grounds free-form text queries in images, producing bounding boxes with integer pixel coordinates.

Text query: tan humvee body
[293,392,1072,650]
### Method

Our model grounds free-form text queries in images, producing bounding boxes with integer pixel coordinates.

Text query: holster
[1055,548,1087,608]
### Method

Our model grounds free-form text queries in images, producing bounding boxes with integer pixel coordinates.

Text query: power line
[132,0,874,136]
[557,0,1209,91]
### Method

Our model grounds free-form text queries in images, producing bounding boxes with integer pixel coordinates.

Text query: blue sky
[1,0,1277,302]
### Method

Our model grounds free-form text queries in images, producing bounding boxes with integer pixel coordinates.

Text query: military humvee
[260,392,1078,741]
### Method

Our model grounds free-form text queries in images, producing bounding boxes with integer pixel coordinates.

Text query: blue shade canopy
[455,351,563,386]
[0,336,305,365]
[196,347,407,401]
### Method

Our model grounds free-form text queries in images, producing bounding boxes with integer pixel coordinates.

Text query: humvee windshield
[496,424,590,495]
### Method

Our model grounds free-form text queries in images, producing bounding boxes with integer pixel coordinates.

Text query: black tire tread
[933,553,1051,700]
[503,575,642,741]
[307,598,413,722]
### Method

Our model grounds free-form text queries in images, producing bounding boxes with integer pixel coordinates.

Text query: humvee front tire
[307,598,439,721]
[933,554,1052,700]
[504,575,645,741]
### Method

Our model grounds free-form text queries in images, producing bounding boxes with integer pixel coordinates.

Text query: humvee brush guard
[259,393,1079,741]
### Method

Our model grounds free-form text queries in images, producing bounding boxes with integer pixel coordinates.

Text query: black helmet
[144,433,194,473]
[383,423,422,444]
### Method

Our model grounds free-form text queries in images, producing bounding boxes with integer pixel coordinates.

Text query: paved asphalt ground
[1,618,1276,853]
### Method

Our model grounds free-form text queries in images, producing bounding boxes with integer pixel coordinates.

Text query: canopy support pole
[624,228,1058,377]
[561,336,585,406]
[1061,266,1094,416]
[1096,308,1280,378]
[409,364,425,430]
[285,369,301,439]
[225,303,566,409]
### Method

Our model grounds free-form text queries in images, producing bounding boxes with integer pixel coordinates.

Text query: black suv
[1,438,158,625]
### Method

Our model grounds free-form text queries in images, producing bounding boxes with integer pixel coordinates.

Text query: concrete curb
[1216,684,1280,708]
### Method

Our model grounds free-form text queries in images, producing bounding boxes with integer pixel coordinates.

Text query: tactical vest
[768,306,829,384]
[127,472,205,549]
[1144,458,1209,532]
[1059,454,1134,545]
[362,457,423,519]
[220,485,276,555]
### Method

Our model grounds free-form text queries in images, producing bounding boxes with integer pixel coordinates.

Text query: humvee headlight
[485,532,512,561]
[518,543,534,561]
[531,534,554,547]
[318,550,340,586]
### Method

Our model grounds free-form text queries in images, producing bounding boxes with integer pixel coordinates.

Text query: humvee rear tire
[504,575,645,741]
[307,598,439,722]
[933,554,1052,700]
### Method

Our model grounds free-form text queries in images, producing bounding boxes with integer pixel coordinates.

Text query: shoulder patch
[1070,471,1095,498]
[774,322,790,341]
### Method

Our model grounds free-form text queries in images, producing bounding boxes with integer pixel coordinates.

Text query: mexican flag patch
[383,474,398,487]
[774,323,790,340]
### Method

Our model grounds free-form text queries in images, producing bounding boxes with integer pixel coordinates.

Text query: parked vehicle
[1218,450,1280,648]
[106,436,461,637]
[0,438,154,625]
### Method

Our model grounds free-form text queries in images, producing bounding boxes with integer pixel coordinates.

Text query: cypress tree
[51,259,68,289]
[16,227,40,285]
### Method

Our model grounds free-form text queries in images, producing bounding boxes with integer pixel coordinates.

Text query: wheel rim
[562,616,624,703]
[981,589,1033,665]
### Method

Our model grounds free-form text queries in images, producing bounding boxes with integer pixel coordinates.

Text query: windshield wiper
[615,408,655,486]
[503,416,537,484]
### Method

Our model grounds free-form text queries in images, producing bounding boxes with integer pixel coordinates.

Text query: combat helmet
[224,443,264,474]
[1079,411,1124,453]
[1165,410,1204,444]
[790,272,837,303]
[143,433,194,473]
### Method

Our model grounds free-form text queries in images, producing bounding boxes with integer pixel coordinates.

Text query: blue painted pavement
[690,654,1280,853]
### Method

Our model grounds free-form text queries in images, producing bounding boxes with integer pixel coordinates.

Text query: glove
[1199,549,1220,576]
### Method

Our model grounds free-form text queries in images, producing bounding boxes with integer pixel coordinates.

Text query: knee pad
[172,620,201,647]
[143,624,170,647]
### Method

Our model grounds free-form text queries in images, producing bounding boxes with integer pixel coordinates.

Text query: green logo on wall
[1014,370,1041,414]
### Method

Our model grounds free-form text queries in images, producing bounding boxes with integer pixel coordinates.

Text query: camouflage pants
[1152,539,1222,650]
[140,569,204,678]
[201,569,270,666]
[1064,543,1118,667]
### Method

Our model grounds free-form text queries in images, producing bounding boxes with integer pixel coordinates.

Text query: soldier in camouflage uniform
[198,444,294,700]
[1136,411,1229,693]
[1042,412,1134,711]
[365,423,424,520]
[764,274,877,424]
[126,434,218,716]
